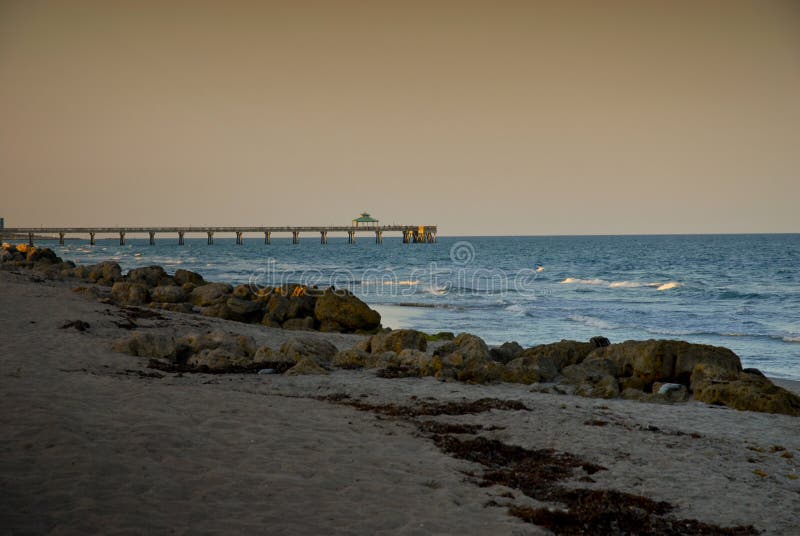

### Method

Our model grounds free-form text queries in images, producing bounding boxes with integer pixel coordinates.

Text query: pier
[1,225,437,246]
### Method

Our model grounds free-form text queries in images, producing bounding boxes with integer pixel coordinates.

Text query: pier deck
[1,225,437,246]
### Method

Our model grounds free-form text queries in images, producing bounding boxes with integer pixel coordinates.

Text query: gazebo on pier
[352,212,379,228]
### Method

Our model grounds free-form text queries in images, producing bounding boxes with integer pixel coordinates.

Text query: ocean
[41,233,800,380]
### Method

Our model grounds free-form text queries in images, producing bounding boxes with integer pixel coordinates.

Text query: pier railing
[0,225,438,246]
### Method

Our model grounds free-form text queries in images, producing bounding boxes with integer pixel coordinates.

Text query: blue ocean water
[41,234,800,380]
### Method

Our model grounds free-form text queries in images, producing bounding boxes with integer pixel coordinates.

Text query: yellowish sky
[1,0,798,234]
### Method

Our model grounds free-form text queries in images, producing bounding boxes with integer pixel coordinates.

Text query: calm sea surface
[41,234,800,380]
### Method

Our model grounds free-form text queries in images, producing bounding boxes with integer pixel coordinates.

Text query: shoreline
[1,251,799,533]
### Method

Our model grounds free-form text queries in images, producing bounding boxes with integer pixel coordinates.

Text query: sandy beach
[1,268,798,535]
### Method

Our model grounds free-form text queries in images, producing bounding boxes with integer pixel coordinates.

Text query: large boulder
[693,369,800,416]
[434,333,490,363]
[503,354,560,384]
[174,269,205,286]
[368,329,428,354]
[489,341,524,364]
[111,281,150,305]
[177,331,256,360]
[279,337,338,364]
[520,340,595,371]
[150,285,188,304]
[586,339,742,387]
[86,261,122,285]
[264,294,290,324]
[26,247,62,265]
[225,297,264,322]
[189,283,233,307]
[313,288,381,332]
[287,293,317,320]
[128,265,169,287]
[113,332,177,359]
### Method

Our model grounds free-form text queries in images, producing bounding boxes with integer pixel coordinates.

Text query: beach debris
[59,320,90,332]
[285,356,329,375]
[257,368,275,375]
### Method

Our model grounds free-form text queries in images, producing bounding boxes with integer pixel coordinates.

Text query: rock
[587,339,742,387]
[313,288,381,332]
[434,333,490,362]
[332,348,372,369]
[282,316,316,331]
[286,357,329,375]
[265,294,290,323]
[232,284,253,299]
[503,354,559,384]
[520,340,595,371]
[174,269,205,286]
[279,337,338,364]
[177,331,255,360]
[287,293,317,320]
[489,341,524,364]
[185,347,254,371]
[369,329,428,354]
[574,375,620,399]
[225,297,263,321]
[87,261,122,285]
[26,247,61,264]
[111,282,150,305]
[590,336,611,348]
[253,346,296,369]
[189,283,233,306]
[150,285,187,304]
[128,265,169,287]
[688,363,741,393]
[113,332,177,359]
[397,349,430,368]
[562,358,620,399]
[430,331,455,341]
[458,360,506,384]
[693,371,800,416]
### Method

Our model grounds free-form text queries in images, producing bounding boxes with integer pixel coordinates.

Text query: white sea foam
[561,277,606,285]
[505,304,526,314]
[563,278,681,291]
[608,281,657,288]
[656,282,681,291]
[783,336,800,343]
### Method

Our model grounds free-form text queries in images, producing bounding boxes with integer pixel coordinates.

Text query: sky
[1,0,798,235]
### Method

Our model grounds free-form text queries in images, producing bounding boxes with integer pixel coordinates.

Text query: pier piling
[149,232,156,246]
[178,231,185,246]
